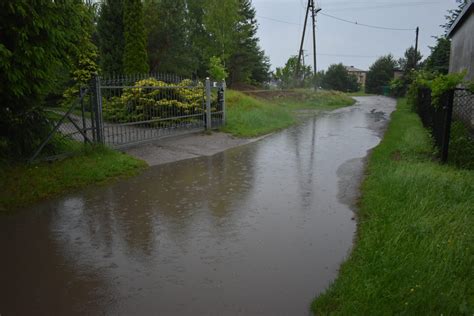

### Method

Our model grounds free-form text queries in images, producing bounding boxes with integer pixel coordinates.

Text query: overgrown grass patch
[0,146,147,212]
[448,120,474,170]
[221,90,294,137]
[312,98,474,314]
[222,89,355,137]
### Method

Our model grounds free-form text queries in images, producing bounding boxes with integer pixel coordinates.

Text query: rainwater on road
[0,96,395,315]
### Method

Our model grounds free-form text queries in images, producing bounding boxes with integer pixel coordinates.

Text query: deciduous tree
[274,56,313,89]
[203,0,240,64]
[0,0,96,158]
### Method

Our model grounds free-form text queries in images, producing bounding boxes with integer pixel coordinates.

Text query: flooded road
[0,96,395,315]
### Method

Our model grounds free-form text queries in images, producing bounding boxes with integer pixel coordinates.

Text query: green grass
[221,89,355,137]
[221,90,294,137]
[312,98,474,315]
[448,120,474,170]
[0,146,147,212]
[347,90,374,97]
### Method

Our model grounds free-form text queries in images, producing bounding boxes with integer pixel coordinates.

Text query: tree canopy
[321,64,359,92]
[0,0,97,158]
[366,55,397,94]
[398,47,423,74]
[274,56,313,89]
[1,0,271,160]
[424,37,451,75]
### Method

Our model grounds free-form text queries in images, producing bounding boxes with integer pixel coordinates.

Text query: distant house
[345,66,367,87]
[448,0,474,80]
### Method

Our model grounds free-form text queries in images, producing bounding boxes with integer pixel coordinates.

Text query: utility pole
[311,0,322,89]
[296,0,321,89]
[295,1,311,82]
[414,26,419,69]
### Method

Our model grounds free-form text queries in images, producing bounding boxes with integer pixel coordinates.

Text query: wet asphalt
[0,96,395,315]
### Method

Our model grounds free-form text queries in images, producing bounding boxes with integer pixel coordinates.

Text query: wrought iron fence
[450,89,474,168]
[414,87,474,168]
[30,73,226,161]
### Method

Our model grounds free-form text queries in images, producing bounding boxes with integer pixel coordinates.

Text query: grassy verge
[0,146,147,212]
[347,90,374,97]
[312,99,474,314]
[222,89,355,137]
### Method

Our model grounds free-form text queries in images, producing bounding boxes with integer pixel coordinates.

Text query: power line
[322,1,440,7]
[315,53,379,58]
[319,12,416,31]
[257,15,301,26]
[258,13,416,31]
[326,2,441,12]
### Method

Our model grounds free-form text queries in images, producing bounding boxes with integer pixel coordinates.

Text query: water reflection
[0,97,396,315]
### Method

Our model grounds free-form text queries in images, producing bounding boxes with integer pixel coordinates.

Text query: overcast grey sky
[252,0,458,71]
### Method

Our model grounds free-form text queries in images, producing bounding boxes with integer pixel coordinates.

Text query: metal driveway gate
[92,73,225,148]
[30,73,225,161]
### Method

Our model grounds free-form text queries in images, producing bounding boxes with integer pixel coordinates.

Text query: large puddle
[0,96,395,315]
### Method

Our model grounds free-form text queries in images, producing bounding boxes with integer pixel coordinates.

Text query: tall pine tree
[123,0,149,74]
[228,0,270,86]
[97,0,125,74]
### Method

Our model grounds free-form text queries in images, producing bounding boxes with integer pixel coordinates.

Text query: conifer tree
[228,0,270,86]
[123,0,149,74]
[97,0,125,74]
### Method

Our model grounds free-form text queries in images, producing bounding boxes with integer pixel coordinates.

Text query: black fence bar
[415,87,474,167]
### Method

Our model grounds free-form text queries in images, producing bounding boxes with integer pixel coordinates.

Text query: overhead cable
[319,12,416,31]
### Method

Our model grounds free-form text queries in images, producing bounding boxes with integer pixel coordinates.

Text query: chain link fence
[450,89,474,168]
[414,87,474,169]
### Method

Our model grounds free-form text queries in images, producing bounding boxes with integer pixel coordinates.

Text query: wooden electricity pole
[414,26,419,69]
[296,0,321,89]
[295,1,311,81]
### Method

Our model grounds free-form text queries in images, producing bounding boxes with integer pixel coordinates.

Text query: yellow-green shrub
[103,78,206,125]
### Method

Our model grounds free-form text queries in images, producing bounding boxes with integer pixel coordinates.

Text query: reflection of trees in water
[52,145,257,264]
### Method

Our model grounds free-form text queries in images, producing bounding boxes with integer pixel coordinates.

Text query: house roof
[448,0,474,37]
[345,66,367,73]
